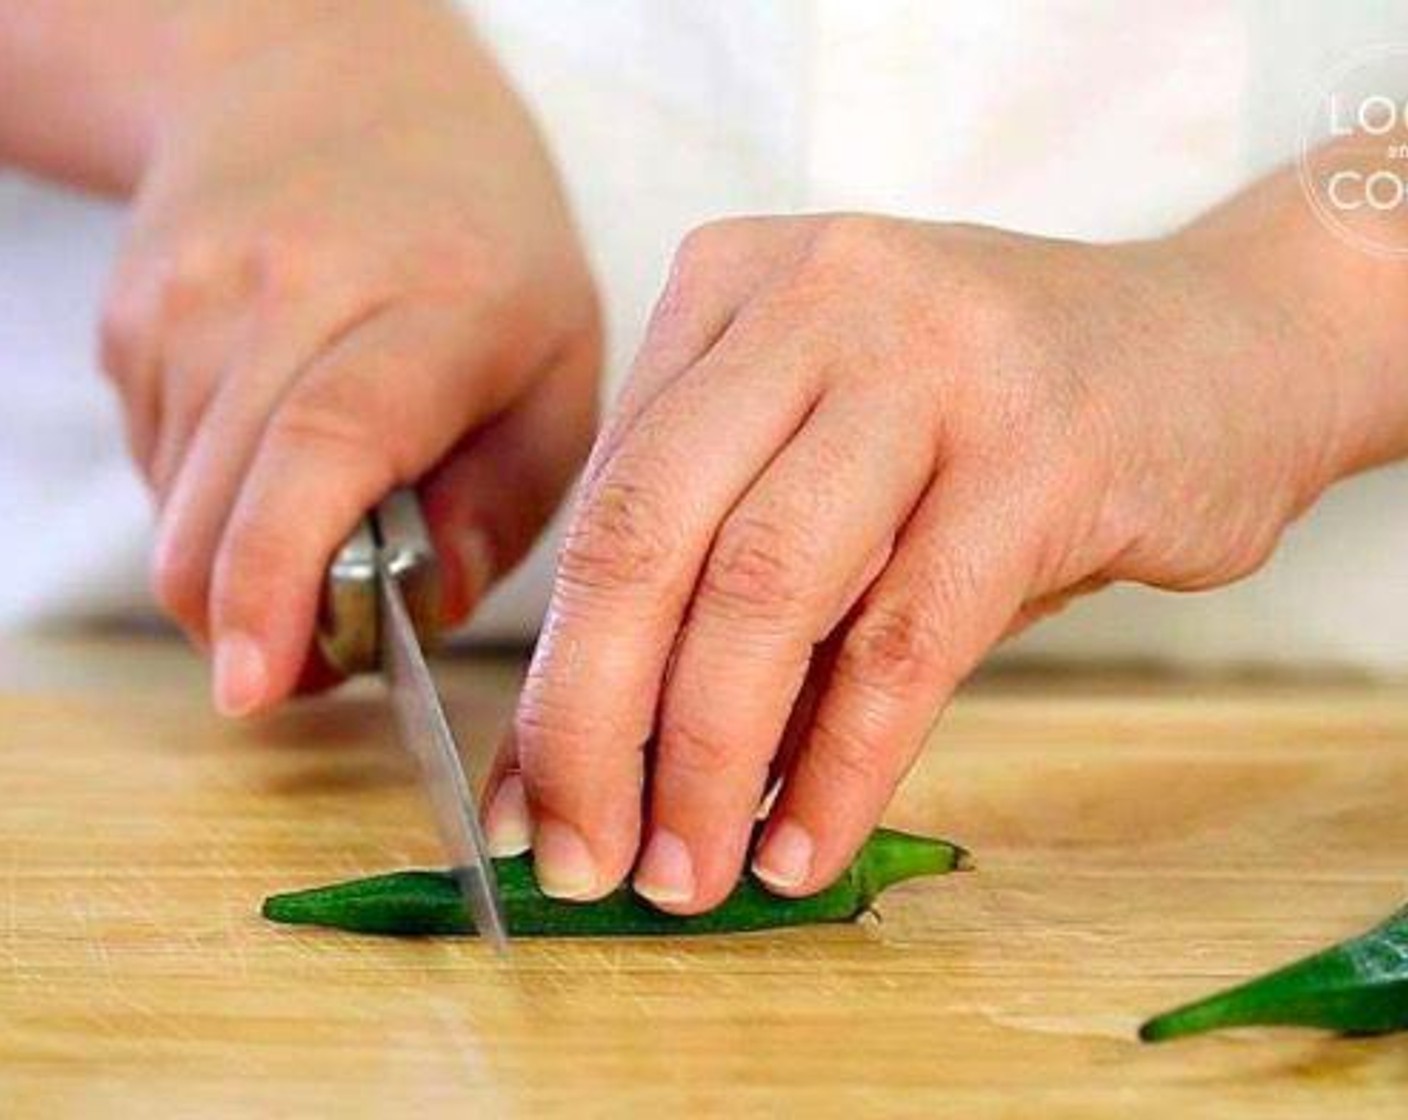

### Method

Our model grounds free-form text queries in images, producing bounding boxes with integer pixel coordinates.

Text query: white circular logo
[1299,44,1408,258]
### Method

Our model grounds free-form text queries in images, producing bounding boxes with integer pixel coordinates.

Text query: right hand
[488,201,1408,912]
[98,2,600,713]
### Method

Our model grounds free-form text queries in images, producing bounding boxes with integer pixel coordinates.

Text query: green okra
[263,827,969,937]
[1140,901,1408,1042]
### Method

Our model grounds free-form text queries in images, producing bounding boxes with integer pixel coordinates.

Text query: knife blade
[376,542,510,952]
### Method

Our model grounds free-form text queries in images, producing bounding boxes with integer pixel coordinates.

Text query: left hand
[486,211,1390,912]
[96,4,600,711]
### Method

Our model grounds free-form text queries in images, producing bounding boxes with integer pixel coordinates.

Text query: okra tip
[1137,1010,1195,1044]
[261,893,306,924]
[856,828,972,904]
[1138,987,1266,1043]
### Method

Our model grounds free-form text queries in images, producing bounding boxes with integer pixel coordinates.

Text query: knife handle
[316,488,443,676]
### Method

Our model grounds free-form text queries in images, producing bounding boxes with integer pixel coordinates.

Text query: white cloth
[2,1,1408,668]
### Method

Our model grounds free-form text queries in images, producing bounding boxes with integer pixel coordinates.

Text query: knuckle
[267,398,372,459]
[153,234,229,319]
[558,472,680,594]
[512,700,624,801]
[649,244,709,335]
[211,523,292,619]
[927,548,986,626]
[805,714,887,789]
[267,381,404,481]
[220,515,286,576]
[673,218,753,273]
[835,599,945,695]
[149,546,203,625]
[252,221,326,303]
[659,714,738,781]
[515,621,651,774]
[773,215,893,317]
[700,515,817,619]
[97,285,150,385]
[814,212,887,255]
[254,215,500,306]
[799,214,887,276]
[512,701,586,765]
[100,234,230,379]
[654,218,756,316]
[254,217,397,307]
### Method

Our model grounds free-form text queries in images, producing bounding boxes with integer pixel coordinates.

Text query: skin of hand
[73,3,602,710]
[484,165,1408,914]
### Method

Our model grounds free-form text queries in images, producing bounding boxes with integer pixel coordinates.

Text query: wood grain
[2,635,1406,1117]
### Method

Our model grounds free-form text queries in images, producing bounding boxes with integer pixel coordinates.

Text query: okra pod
[263,827,969,937]
[1140,902,1408,1041]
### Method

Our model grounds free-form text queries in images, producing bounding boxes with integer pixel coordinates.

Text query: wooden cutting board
[1,635,1405,1117]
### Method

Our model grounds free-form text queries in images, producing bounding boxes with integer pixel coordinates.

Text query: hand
[488,208,1402,913]
[98,4,600,712]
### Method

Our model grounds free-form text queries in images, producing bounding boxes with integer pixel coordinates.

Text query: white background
[2,0,1408,669]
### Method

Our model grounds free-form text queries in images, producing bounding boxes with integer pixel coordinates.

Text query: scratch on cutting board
[1,848,18,980]
[202,843,255,980]
[427,996,498,1086]
[58,984,174,1057]
[61,887,117,985]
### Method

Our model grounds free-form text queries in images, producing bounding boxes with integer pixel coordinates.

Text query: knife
[316,488,510,952]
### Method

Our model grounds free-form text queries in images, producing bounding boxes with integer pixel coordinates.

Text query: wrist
[143,1,480,167]
[1170,171,1408,507]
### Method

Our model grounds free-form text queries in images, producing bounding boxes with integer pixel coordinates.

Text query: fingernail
[485,774,532,857]
[533,818,598,900]
[753,819,813,892]
[633,829,695,907]
[455,527,495,607]
[213,632,267,718]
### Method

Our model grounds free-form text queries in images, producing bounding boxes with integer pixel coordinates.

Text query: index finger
[208,300,543,714]
[512,324,821,899]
